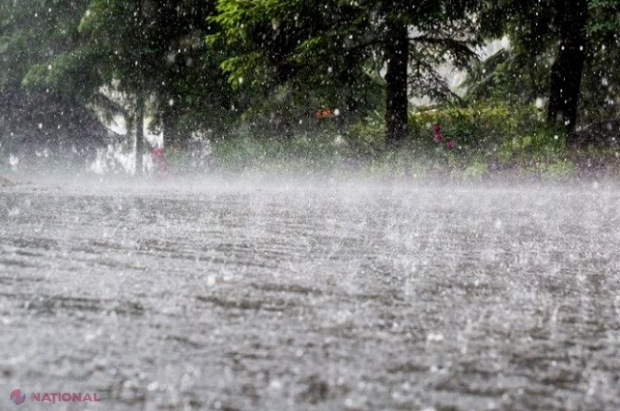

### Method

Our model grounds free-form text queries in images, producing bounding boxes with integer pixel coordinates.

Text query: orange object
[315,109,335,120]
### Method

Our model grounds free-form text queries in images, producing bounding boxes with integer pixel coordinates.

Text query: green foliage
[321,100,572,180]
[408,103,547,150]
[22,46,103,102]
[471,0,620,135]
[588,0,620,34]
[132,97,617,182]
[474,1,559,96]
[0,0,111,159]
[462,49,550,106]
[343,112,386,157]
[210,0,385,129]
[0,0,90,88]
[212,0,482,145]
[40,1,235,147]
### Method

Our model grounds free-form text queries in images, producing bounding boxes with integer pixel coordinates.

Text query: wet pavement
[1,176,620,410]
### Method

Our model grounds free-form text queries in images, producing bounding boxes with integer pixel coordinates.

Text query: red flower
[433,133,443,143]
[432,124,441,134]
[446,140,455,149]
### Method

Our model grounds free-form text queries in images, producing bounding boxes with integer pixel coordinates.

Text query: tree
[212,0,480,149]
[1,0,240,171]
[145,0,236,148]
[75,0,238,174]
[76,0,157,175]
[0,0,110,162]
[471,0,605,139]
[585,0,620,124]
[546,0,589,133]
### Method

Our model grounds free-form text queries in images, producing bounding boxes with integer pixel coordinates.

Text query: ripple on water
[2,183,620,410]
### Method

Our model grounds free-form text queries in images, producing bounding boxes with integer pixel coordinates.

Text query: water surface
[1,177,620,410]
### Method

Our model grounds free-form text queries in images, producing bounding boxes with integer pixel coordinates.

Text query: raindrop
[426,333,444,342]
[269,379,282,390]
[9,154,19,169]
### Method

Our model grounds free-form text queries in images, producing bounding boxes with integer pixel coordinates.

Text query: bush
[407,102,567,173]
[342,111,385,157]
[410,103,547,147]
[197,101,612,181]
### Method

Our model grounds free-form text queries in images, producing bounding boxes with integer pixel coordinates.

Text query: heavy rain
[2,1,620,410]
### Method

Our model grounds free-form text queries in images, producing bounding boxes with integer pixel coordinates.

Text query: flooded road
[2,176,620,410]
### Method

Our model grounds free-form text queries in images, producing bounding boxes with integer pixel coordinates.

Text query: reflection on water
[1,179,620,410]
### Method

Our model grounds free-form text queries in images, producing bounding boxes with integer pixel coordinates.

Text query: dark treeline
[1,0,620,169]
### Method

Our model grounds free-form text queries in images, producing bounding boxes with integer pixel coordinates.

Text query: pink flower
[432,124,441,134]
[151,148,165,161]
[446,140,455,149]
[433,133,443,143]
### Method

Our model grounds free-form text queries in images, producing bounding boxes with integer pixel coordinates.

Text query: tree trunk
[162,105,172,148]
[547,0,588,137]
[384,18,409,149]
[162,109,169,148]
[162,102,182,150]
[135,93,145,176]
